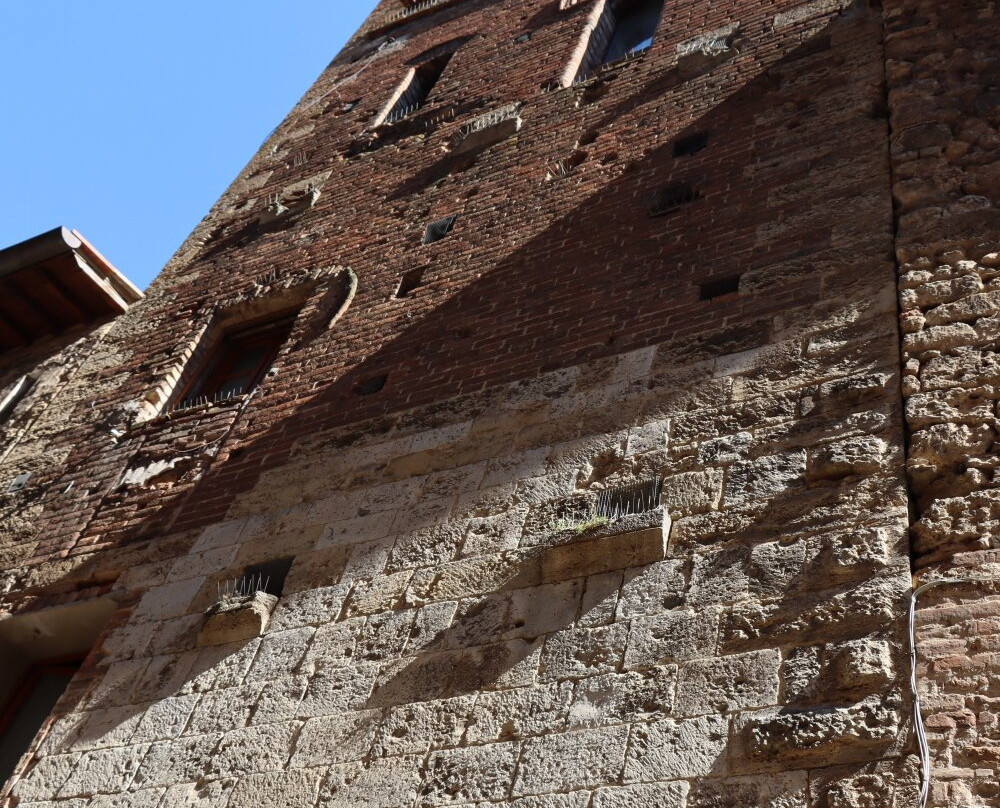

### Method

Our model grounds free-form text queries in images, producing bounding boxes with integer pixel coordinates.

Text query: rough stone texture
[4,0,988,804]
[883,0,1000,802]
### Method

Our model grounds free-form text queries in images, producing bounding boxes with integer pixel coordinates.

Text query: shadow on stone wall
[8,5,916,805]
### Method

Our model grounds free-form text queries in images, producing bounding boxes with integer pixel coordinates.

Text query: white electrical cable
[909,574,1000,808]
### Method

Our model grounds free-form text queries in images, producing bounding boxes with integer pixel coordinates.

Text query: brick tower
[0,0,997,806]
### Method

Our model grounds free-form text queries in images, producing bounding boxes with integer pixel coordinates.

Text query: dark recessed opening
[595,476,663,520]
[394,267,427,298]
[175,312,298,411]
[423,215,457,245]
[237,557,294,598]
[383,52,454,124]
[699,275,742,300]
[673,131,709,157]
[649,182,699,216]
[357,374,388,395]
[0,659,82,786]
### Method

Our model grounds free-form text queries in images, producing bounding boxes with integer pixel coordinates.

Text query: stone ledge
[197,591,278,647]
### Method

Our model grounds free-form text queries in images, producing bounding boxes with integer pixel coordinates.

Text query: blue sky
[0,2,378,290]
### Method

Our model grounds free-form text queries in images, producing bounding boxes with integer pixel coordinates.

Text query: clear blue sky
[0,2,378,290]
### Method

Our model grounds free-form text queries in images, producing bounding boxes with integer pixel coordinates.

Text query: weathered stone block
[514,726,629,796]
[687,772,809,808]
[208,721,299,779]
[661,469,724,515]
[616,560,686,619]
[568,667,676,728]
[625,715,729,782]
[674,649,782,716]
[371,695,475,757]
[292,710,380,767]
[466,683,573,744]
[323,756,423,808]
[538,623,629,681]
[197,592,278,647]
[625,609,720,669]
[593,782,690,808]
[423,742,520,804]
[229,769,322,808]
[539,525,668,584]
[725,451,807,508]
[732,697,901,772]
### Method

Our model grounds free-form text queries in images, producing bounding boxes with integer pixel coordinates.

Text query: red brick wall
[1,0,900,580]
[884,0,1000,803]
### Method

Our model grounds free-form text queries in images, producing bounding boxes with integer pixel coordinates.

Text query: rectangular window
[602,0,664,63]
[380,52,454,125]
[573,0,665,82]
[177,314,296,410]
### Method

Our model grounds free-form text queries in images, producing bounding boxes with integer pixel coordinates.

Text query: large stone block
[229,769,323,808]
[625,715,729,782]
[732,697,902,772]
[465,683,573,744]
[674,649,782,716]
[371,695,475,757]
[514,726,629,796]
[423,742,520,804]
[568,667,676,728]
[197,593,278,647]
[625,609,720,669]
[538,623,629,681]
[593,782,690,808]
[322,756,423,808]
[292,710,380,767]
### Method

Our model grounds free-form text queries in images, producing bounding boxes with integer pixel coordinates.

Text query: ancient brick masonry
[885,0,1000,805]
[0,0,995,806]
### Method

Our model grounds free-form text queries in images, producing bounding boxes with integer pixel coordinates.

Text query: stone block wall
[5,0,995,804]
[8,324,915,807]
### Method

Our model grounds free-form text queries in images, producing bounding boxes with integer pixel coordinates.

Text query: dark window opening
[395,267,428,298]
[700,275,742,300]
[384,52,454,124]
[357,374,388,396]
[236,558,294,598]
[423,215,457,245]
[0,659,81,787]
[595,477,662,520]
[603,0,665,65]
[649,182,699,216]
[673,131,710,157]
[514,32,532,44]
[177,314,296,410]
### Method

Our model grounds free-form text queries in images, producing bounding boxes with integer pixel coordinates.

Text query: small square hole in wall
[236,557,294,598]
[699,274,742,300]
[423,215,457,245]
[356,374,388,395]
[673,131,709,157]
[595,477,662,520]
[649,182,699,216]
[394,267,427,299]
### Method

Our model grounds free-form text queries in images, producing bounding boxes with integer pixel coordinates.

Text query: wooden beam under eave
[7,269,86,331]
[39,264,93,322]
[71,254,132,314]
[0,279,54,338]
